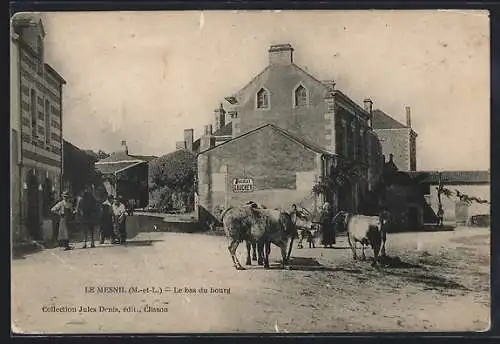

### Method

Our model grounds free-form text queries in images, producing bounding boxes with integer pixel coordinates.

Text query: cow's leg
[264,241,271,269]
[228,239,245,270]
[380,231,387,257]
[90,225,95,248]
[252,242,258,261]
[347,233,357,260]
[257,241,264,266]
[361,244,367,261]
[279,242,288,269]
[82,224,88,248]
[245,241,252,265]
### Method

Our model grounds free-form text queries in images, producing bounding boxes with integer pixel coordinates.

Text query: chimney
[183,129,194,151]
[214,104,226,132]
[121,140,128,155]
[405,106,412,128]
[204,125,213,136]
[322,80,336,98]
[268,44,294,66]
[364,99,373,127]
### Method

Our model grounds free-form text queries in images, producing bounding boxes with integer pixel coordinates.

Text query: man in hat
[75,185,99,248]
[112,196,128,245]
[99,194,115,244]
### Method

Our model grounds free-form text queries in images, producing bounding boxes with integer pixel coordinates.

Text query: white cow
[336,211,390,263]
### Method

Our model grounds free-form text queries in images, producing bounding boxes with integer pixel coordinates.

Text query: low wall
[64,213,202,242]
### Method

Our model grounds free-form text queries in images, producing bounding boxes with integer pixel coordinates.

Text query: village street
[12,227,490,334]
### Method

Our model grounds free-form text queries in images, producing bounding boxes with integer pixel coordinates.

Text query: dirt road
[11,226,490,333]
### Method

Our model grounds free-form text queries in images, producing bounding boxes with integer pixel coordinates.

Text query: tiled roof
[213,122,233,137]
[130,154,158,162]
[408,170,490,185]
[95,150,153,174]
[199,123,335,157]
[96,151,155,164]
[95,161,145,175]
[372,109,406,129]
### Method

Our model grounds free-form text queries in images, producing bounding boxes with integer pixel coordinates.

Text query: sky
[36,10,489,171]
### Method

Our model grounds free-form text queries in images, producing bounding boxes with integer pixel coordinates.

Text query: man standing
[75,186,99,249]
[99,195,115,244]
[112,196,128,245]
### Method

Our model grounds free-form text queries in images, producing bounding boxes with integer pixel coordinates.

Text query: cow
[335,211,390,264]
[221,205,297,270]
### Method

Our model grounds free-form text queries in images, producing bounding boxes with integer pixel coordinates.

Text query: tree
[148,150,197,212]
[312,158,363,207]
[96,150,110,160]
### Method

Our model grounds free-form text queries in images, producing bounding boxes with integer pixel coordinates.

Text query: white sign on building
[232,178,254,193]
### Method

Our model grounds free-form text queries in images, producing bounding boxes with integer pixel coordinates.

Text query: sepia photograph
[10,10,490,333]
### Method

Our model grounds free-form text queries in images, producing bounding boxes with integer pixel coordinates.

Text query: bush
[148,186,174,212]
[149,150,197,213]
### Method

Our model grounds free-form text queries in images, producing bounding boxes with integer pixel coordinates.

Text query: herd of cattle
[219,201,391,271]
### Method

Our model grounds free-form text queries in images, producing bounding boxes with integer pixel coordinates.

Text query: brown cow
[221,205,297,270]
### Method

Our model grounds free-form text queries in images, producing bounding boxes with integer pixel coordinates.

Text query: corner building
[11,14,66,242]
[196,44,385,223]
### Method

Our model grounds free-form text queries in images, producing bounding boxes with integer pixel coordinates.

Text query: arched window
[256,88,269,109]
[294,85,307,107]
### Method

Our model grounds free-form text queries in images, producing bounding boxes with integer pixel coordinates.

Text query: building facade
[11,14,66,242]
[195,44,386,225]
[95,141,156,209]
[409,170,490,225]
[372,106,418,172]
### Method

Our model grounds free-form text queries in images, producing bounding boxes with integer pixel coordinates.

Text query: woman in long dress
[51,191,74,251]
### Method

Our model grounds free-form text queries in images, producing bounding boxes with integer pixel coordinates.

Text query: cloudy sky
[37,10,489,171]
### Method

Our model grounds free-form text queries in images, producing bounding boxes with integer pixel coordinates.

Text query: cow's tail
[220,207,233,223]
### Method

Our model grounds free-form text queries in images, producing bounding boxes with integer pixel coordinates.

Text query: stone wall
[197,125,323,225]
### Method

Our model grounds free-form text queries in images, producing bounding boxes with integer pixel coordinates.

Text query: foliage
[435,186,490,206]
[312,159,363,197]
[148,150,197,212]
[149,150,197,192]
[96,150,111,160]
[148,186,174,212]
[84,149,111,162]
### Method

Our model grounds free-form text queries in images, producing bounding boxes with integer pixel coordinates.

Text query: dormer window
[294,84,308,107]
[256,88,270,109]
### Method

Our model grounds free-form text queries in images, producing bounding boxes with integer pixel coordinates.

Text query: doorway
[455,201,469,225]
[26,171,41,240]
[408,207,420,229]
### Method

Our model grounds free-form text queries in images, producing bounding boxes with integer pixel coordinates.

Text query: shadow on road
[251,257,364,273]
[378,255,425,269]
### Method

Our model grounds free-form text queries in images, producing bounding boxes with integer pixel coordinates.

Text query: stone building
[10,14,66,242]
[372,106,418,171]
[195,44,386,225]
[95,141,157,208]
[62,140,98,197]
[408,170,490,225]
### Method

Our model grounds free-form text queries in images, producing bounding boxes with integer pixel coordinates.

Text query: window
[30,89,37,139]
[37,36,44,60]
[45,100,51,146]
[256,88,269,109]
[294,85,307,107]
